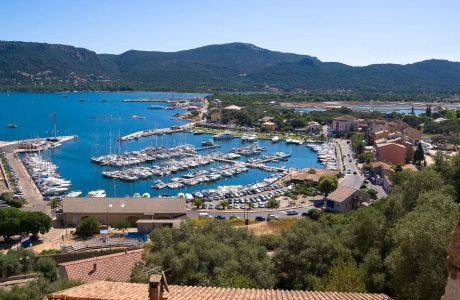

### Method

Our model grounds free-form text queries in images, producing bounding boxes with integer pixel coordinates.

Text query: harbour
[0,92,328,198]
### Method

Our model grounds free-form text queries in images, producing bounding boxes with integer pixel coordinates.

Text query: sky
[0,0,459,66]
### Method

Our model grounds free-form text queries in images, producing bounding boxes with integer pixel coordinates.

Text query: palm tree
[194,198,204,209]
[220,200,229,210]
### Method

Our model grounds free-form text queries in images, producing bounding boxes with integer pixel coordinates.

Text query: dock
[119,122,197,142]
[196,145,221,151]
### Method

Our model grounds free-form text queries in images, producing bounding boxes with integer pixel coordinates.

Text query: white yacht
[87,189,107,198]
[66,191,82,197]
[272,136,280,143]
[212,131,234,140]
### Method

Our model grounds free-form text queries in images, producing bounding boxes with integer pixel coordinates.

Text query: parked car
[214,215,226,220]
[353,171,357,175]
[267,214,279,221]
[286,210,298,216]
[255,216,266,221]
[301,212,309,217]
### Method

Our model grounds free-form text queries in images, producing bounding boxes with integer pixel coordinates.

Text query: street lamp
[49,113,56,138]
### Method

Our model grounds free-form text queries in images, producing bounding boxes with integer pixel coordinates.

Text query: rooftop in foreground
[46,280,392,300]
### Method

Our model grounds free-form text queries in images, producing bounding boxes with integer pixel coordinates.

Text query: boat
[87,190,107,198]
[272,136,280,143]
[131,115,146,119]
[241,134,257,142]
[212,131,234,140]
[65,191,82,197]
[6,123,17,128]
[148,105,164,110]
[201,139,216,147]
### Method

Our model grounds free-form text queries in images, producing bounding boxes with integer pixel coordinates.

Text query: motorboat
[6,123,17,128]
[272,136,280,143]
[212,131,234,140]
[66,191,82,197]
[87,190,107,198]
[201,139,216,147]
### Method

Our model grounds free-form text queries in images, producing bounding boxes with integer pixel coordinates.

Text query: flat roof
[62,197,186,215]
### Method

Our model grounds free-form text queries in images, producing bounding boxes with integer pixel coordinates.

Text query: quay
[4,152,49,214]
[119,123,196,142]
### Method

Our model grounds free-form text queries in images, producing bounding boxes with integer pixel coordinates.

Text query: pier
[119,122,197,142]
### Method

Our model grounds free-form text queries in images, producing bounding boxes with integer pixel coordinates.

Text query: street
[335,139,364,190]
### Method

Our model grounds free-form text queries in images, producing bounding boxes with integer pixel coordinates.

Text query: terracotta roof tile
[46,281,392,300]
[59,249,143,282]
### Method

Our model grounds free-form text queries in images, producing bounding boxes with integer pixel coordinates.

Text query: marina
[0,92,330,198]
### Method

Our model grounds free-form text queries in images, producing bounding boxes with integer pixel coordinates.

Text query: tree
[267,198,279,208]
[445,109,457,120]
[20,212,52,239]
[0,208,24,241]
[35,257,58,281]
[113,221,129,233]
[410,106,415,115]
[413,143,425,165]
[146,220,276,288]
[350,133,365,154]
[77,216,101,235]
[273,219,350,290]
[193,198,204,209]
[318,176,338,201]
[308,208,322,221]
[307,168,317,174]
[49,198,59,209]
[426,105,432,117]
[219,200,229,210]
[320,260,366,292]
[385,191,458,300]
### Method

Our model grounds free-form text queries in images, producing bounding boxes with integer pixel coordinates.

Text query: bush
[258,234,282,251]
[308,209,322,221]
[77,216,100,235]
[35,257,58,281]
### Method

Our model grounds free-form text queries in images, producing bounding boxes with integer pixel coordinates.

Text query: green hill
[0,40,459,93]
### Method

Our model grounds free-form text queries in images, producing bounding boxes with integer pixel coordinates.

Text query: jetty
[119,122,197,142]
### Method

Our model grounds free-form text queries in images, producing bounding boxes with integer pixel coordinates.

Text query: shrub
[77,216,101,235]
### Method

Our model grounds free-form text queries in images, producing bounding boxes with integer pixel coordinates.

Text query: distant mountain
[0,40,459,93]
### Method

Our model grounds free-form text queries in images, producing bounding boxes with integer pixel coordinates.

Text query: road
[335,139,364,190]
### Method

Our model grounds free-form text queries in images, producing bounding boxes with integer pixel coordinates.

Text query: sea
[0,92,323,197]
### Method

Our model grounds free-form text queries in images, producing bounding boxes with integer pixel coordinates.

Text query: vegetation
[2,41,460,96]
[0,191,26,208]
[76,216,101,235]
[0,208,51,241]
[318,176,338,200]
[139,153,460,300]
[145,220,276,288]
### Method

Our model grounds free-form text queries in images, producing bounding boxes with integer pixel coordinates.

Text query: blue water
[1,92,323,197]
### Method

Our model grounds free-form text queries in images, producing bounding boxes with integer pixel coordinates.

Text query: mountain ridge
[0,40,459,93]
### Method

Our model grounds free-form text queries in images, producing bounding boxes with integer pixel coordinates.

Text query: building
[61,197,186,227]
[307,121,321,134]
[46,276,392,300]
[332,115,357,134]
[401,127,422,144]
[375,143,407,165]
[287,168,340,185]
[369,130,390,145]
[261,121,276,131]
[59,249,143,282]
[326,186,370,213]
[223,105,242,111]
[258,116,275,123]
